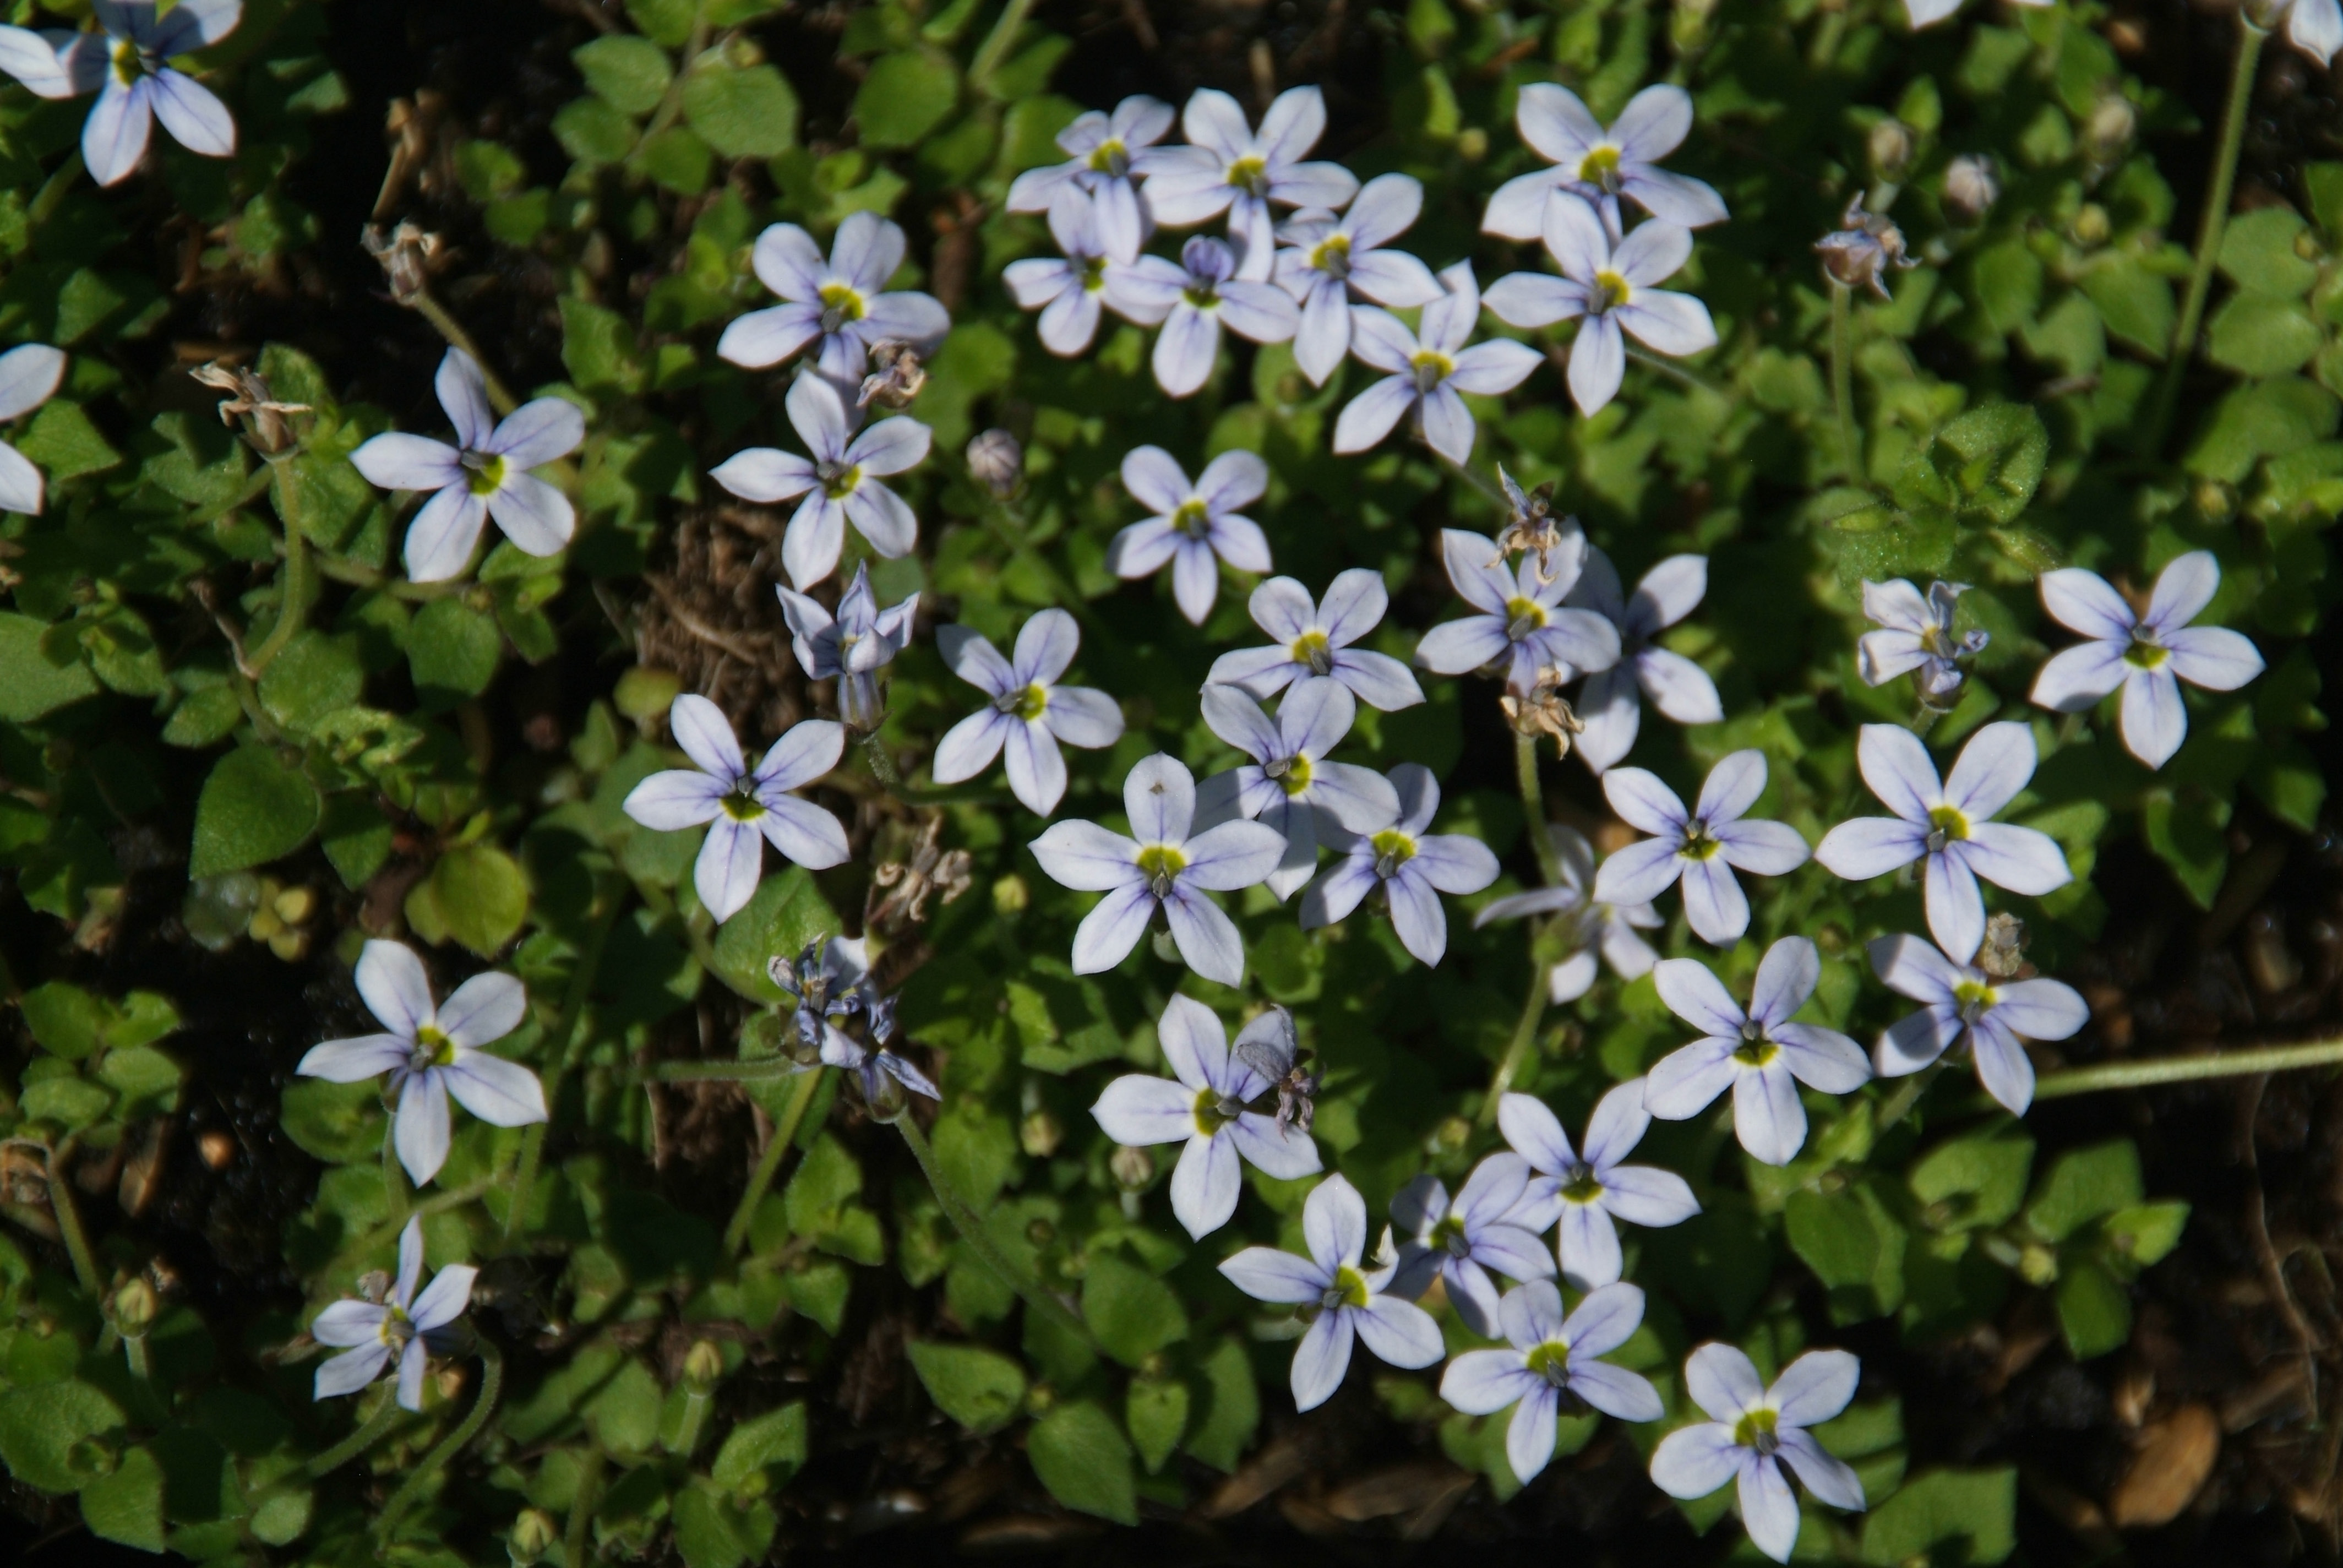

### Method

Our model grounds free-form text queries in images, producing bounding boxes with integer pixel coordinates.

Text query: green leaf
[2024,1140,2143,1242]
[672,1487,747,1568]
[258,631,364,733]
[428,842,531,956]
[320,793,394,890]
[2102,1201,2189,1270]
[21,1074,114,1130]
[162,685,242,748]
[1908,1128,2034,1232]
[0,612,98,722]
[1026,1400,1136,1525]
[97,1044,183,1114]
[1784,1184,1906,1322]
[2141,788,2230,910]
[1859,1466,2017,1565]
[906,1341,1027,1434]
[707,866,836,1000]
[626,0,697,44]
[1935,402,2047,522]
[853,50,961,149]
[2055,1260,2133,1359]
[2209,294,2324,377]
[553,96,637,165]
[561,297,645,395]
[406,597,503,706]
[1082,1252,1189,1366]
[249,1488,312,1547]
[189,745,321,879]
[1126,1376,1189,1474]
[682,64,799,157]
[0,1380,124,1493]
[574,35,672,116]
[21,982,110,1059]
[1182,1336,1258,1471]
[278,1077,385,1163]
[711,1402,807,1490]
[783,1257,850,1332]
[17,401,122,481]
[80,1444,165,1550]
[2218,206,2318,297]
[1971,240,2042,333]
[635,124,713,194]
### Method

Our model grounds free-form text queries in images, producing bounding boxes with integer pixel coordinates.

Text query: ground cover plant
[0,0,2339,1562]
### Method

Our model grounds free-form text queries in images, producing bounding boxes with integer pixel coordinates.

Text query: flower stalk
[306,1392,409,1479]
[895,1113,1098,1351]
[1828,279,1860,482]
[375,1340,506,1537]
[2030,1037,2343,1101]
[723,1064,826,1256]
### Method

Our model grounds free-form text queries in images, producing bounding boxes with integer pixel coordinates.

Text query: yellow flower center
[2123,632,2168,669]
[818,282,865,334]
[1592,270,1632,312]
[1680,821,1723,860]
[720,789,766,823]
[1734,1406,1781,1456]
[1088,138,1129,177]
[1370,829,1415,878]
[821,462,863,500]
[1312,233,1352,279]
[1266,753,1314,797]
[1410,349,1454,394]
[1136,843,1187,898]
[464,454,506,496]
[1578,145,1622,193]
[1292,629,1334,676]
[1953,977,1997,1023]
[1926,804,1969,855]
[1173,499,1213,538]
[1524,1340,1575,1385]
[1227,154,1271,199]
[1505,596,1548,639]
[1321,1262,1372,1311]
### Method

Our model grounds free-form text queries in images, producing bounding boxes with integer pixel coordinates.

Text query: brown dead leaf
[1324,1460,1475,1522]
[2110,1402,2220,1528]
[1203,1429,1316,1518]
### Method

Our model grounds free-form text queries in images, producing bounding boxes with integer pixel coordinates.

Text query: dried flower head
[1501,672,1587,755]
[1941,156,1999,225]
[858,339,928,409]
[1815,197,1917,299]
[361,221,443,306]
[966,427,1023,498]
[190,362,311,455]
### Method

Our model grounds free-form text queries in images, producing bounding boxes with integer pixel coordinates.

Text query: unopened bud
[1020,1108,1064,1158]
[966,428,1023,499]
[2084,96,2135,162]
[615,666,683,722]
[2018,1241,2059,1287]
[1942,156,1998,225]
[2193,478,2236,524]
[683,1338,724,1390]
[991,873,1029,914]
[2070,203,2111,249]
[1456,127,1488,163]
[1425,1115,1471,1162]
[1867,119,1915,184]
[1109,1144,1154,1190]
[112,1278,159,1335]
[508,1507,559,1565]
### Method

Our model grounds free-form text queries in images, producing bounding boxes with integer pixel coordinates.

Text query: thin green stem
[1514,734,1565,889]
[968,0,1037,91]
[1871,1059,1946,1132]
[244,515,310,674]
[631,4,710,153]
[1478,962,1550,1130]
[1625,343,1727,400]
[564,1450,604,1568]
[896,1115,1096,1350]
[411,293,518,415]
[2147,17,2264,454]
[375,1340,505,1536]
[644,1058,811,1084]
[46,1143,99,1296]
[1829,280,1861,482]
[505,887,628,1246]
[29,152,83,227]
[723,1066,825,1256]
[306,1392,408,1478]
[2031,1037,2343,1101]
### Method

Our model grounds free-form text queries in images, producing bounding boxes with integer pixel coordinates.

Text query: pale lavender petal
[1747,937,1818,1031]
[1559,1202,1622,1289]
[435,971,525,1050]
[930,708,1011,786]
[356,940,435,1038]
[2162,625,2264,692]
[487,396,586,469]
[1968,1016,2037,1114]
[1776,1428,1866,1511]
[486,472,574,557]
[1601,767,1688,838]
[716,302,822,369]
[409,1263,478,1333]
[1740,1453,1802,1562]
[1855,723,1942,823]
[2030,641,2129,711]
[1598,1163,1699,1228]
[1091,1075,1198,1146]
[1769,1347,1860,1428]
[314,1344,393,1400]
[1029,820,1140,891]
[1593,837,1685,906]
[1815,816,1927,881]
[1685,1342,1767,1423]
[2038,567,2134,641]
[1772,1024,1872,1093]
[1925,848,1985,968]
[1650,1422,1743,1498]
[1290,1310,1355,1411]
[297,1034,411,1083]
[1733,1060,1807,1166]
[1942,721,2036,820]
[1070,881,1155,973]
[1959,823,2071,896]
[1331,374,1416,454]
[2121,665,2188,769]
[2144,549,2219,633]
[1644,1036,1738,1120]
[1003,721,1067,816]
[1219,1246,1328,1304]
[394,1069,451,1185]
[1679,855,1750,945]
[1993,977,2088,1041]
[1867,932,1965,1005]
[1170,1129,1243,1238]
[1442,1348,1540,1416]
[695,815,765,923]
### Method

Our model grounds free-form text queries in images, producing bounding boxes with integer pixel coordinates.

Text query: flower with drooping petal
[1273,174,1444,384]
[349,349,584,582]
[1218,1173,1444,1412]
[1499,1081,1699,1289]
[0,345,67,515]
[1142,86,1360,269]
[817,961,939,1108]
[1090,994,1322,1238]
[1483,83,1728,242]
[1004,94,1179,261]
[1107,236,1298,398]
[933,611,1124,815]
[1334,262,1541,466]
[1415,528,1621,696]
[1858,579,1987,705]
[1106,446,1272,624]
[296,940,548,1186]
[777,562,920,733]
[1475,824,1664,1003]
[1196,682,1400,901]
[0,0,239,188]
[1390,1153,1554,1334]
[1813,723,2072,966]
[1869,932,2088,1114]
[1566,547,1723,773]
[310,1217,476,1412]
[1645,938,1871,1166]
[1485,194,1717,418]
[621,695,849,922]
[1593,751,1809,945]
[771,934,867,1061]
[1207,569,1425,711]
[1301,764,1499,964]
[1004,186,1142,358]
[1028,753,1285,984]
[709,372,930,590]
[2029,551,2265,771]
[1441,1282,1663,1484]
[1649,1344,1866,1564]
[716,213,950,382]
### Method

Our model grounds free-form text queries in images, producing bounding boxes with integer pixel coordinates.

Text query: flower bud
[1456,127,1488,163]
[1867,119,1916,185]
[508,1507,559,1566]
[1942,156,1998,225]
[991,873,1029,914]
[1020,1108,1063,1158]
[2018,1241,2060,1286]
[112,1277,159,1336]
[683,1338,724,1390]
[2070,203,2111,249]
[966,428,1023,498]
[615,666,682,722]
[1425,1115,1471,1162]
[1108,1144,1154,1190]
[2084,96,2135,163]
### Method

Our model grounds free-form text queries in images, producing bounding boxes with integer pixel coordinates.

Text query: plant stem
[306,1393,408,1478]
[1871,1060,1945,1132]
[504,888,626,1246]
[1513,734,1565,890]
[244,516,310,674]
[644,1058,813,1084]
[29,153,83,227]
[1478,961,1550,1129]
[1829,280,1861,482]
[1625,343,1727,399]
[46,1142,99,1295]
[411,292,519,415]
[2031,1037,2343,1101]
[564,1449,604,1568]
[2146,15,2264,454]
[723,1065,825,1256]
[375,1340,505,1537]
[968,0,1036,91]
[895,1115,1096,1350]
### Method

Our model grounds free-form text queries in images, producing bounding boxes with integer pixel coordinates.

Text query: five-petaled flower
[1566,547,1723,774]
[350,349,585,583]
[1813,722,2072,967]
[1441,1282,1664,1485]
[1334,262,1541,465]
[1273,173,1444,384]
[1003,187,1139,358]
[0,0,240,188]
[1483,83,1729,242]
[1858,578,1987,705]
[716,214,949,382]
[1486,194,1718,417]
[1646,938,1871,1166]
[777,562,921,733]
[1415,527,1621,696]
[1107,446,1274,625]
[2029,551,2264,771]
[1301,764,1499,965]
[1197,680,1401,900]
[0,345,67,516]
[1593,750,1810,945]
[310,1216,476,1412]
[1004,94,1179,262]
[1868,932,2088,1114]
[1475,824,1664,1003]
[1207,569,1425,712]
[1028,753,1286,984]
[1649,1344,1867,1564]
[1218,1173,1444,1412]
[1499,1081,1699,1290]
[1390,1152,1554,1334]
[1089,994,1322,1238]
[1109,235,1299,398]
[709,372,931,590]
[296,940,547,1186]
[932,610,1125,815]
[1143,86,1360,272]
[622,695,849,923]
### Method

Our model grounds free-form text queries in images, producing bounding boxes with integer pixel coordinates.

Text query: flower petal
[1942,721,2036,821]
[1571,1359,1664,1423]
[2163,624,2263,692]
[1602,767,1688,838]
[1029,820,1140,891]
[314,1343,393,1400]
[1219,1245,1327,1304]
[694,815,764,923]
[1733,1060,1808,1165]
[394,1069,451,1185]
[2039,567,2134,641]
[1164,887,1247,984]
[356,940,435,1038]
[2145,549,2220,633]
[1680,855,1750,945]
[1770,1347,1860,1428]
[1331,374,1416,455]
[1993,977,2089,1041]
[1592,836,1685,906]
[1685,1342,1767,1423]
[1070,881,1155,973]
[1357,1293,1446,1369]
[1924,848,1985,969]
[1290,1310,1355,1411]
[1815,815,1927,881]
[1599,1162,1701,1228]
[487,396,585,469]
[1959,822,2072,897]
[1042,685,1124,749]
[1558,1201,1622,1290]
[82,74,155,187]
[1772,1024,1872,1093]
[1747,937,1818,1031]
[485,472,574,557]
[436,972,525,1050]
[297,1033,410,1083]
[409,1262,479,1333]
[1170,1128,1243,1238]
[1091,1074,1198,1146]
[1777,1428,1867,1512]
[1740,1453,1802,1563]
[1855,723,1941,823]
[1651,1422,1743,1499]
[1644,1034,1739,1120]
